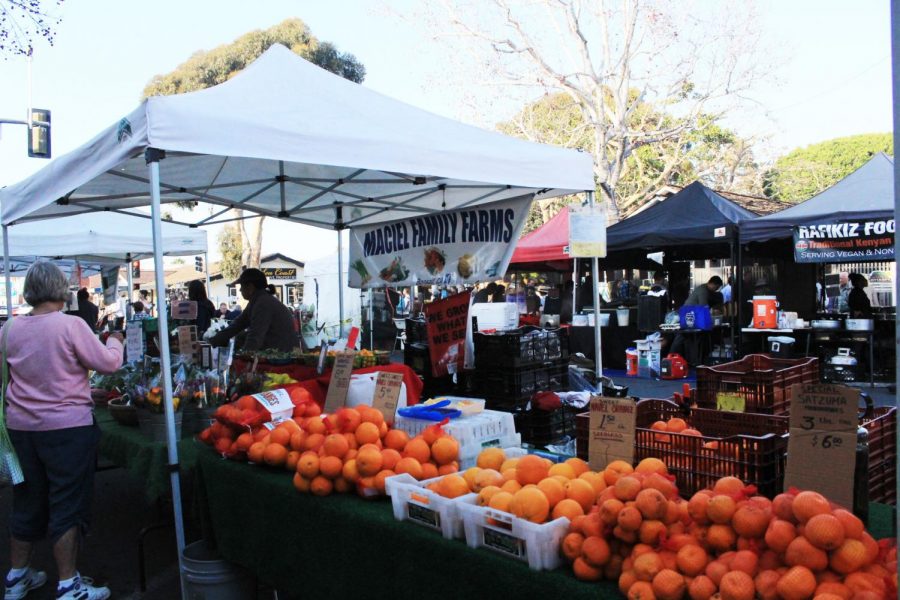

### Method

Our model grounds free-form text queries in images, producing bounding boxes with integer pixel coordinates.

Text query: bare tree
[0,0,64,58]
[402,0,773,223]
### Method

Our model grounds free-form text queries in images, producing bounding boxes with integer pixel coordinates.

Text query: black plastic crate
[515,405,578,447]
[475,360,569,412]
[405,318,428,346]
[474,327,569,368]
[403,343,430,376]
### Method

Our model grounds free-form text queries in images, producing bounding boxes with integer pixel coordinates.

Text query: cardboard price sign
[177,325,199,363]
[716,392,745,413]
[125,321,144,362]
[784,383,858,509]
[324,351,356,413]
[172,300,198,320]
[372,372,403,424]
[587,396,636,471]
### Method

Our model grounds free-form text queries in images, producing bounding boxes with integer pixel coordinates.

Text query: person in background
[265,284,277,295]
[68,288,99,333]
[2,261,123,600]
[560,280,574,324]
[847,273,873,318]
[217,302,228,319]
[131,301,150,320]
[831,272,851,313]
[684,276,723,307]
[473,282,497,303]
[720,276,733,303]
[491,284,506,303]
[396,290,410,315]
[210,269,298,352]
[226,302,242,321]
[188,280,217,337]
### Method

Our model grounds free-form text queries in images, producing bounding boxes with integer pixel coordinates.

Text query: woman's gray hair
[23,260,69,306]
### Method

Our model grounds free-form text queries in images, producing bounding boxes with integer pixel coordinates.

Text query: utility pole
[0,51,52,158]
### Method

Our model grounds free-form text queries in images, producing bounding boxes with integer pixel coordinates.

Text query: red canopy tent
[509,206,573,271]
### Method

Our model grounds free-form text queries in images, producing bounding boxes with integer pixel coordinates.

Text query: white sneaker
[4,568,48,600]
[55,576,110,600]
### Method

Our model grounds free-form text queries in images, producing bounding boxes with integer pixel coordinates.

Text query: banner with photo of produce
[347,196,532,288]
[792,219,895,263]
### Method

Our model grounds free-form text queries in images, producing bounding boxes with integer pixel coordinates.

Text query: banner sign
[100,264,120,305]
[347,196,531,288]
[261,267,297,280]
[569,203,607,258]
[425,291,471,378]
[793,219,895,263]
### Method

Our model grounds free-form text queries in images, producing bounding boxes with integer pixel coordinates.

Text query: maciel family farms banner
[793,219,895,263]
[347,196,531,288]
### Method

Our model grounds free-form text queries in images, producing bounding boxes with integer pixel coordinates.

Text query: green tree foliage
[217,225,243,282]
[502,93,762,233]
[763,133,893,202]
[142,18,364,98]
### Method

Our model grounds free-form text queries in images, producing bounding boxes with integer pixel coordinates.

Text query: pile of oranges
[557,456,897,600]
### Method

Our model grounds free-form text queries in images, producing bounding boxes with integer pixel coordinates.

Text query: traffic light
[27,109,51,159]
[131,261,140,278]
[195,256,203,272]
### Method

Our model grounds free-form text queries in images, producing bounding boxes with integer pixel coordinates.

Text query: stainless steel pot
[845,319,874,331]
[811,319,841,330]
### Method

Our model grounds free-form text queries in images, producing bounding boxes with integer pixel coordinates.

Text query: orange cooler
[752,296,778,329]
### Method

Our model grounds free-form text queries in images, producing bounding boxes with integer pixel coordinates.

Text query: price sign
[172,300,198,320]
[716,393,745,413]
[177,325,198,363]
[784,383,858,508]
[125,321,144,362]
[587,396,636,471]
[372,371,403,425]
[324,350,356,413]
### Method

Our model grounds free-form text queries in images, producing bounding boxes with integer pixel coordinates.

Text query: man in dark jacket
[209,269,298,352]
[68,288,99,332]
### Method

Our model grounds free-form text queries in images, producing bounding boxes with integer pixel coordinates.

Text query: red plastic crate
[862,406,896,504]
[695,354,819,415]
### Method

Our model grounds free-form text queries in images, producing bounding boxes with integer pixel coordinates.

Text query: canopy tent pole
[890,0,900,529]
[368,289,374,350]
[125,253,133,320]
[146,149,188,599]
[587,191,603,379]
[337,230,345,339]
[2,226,13,320]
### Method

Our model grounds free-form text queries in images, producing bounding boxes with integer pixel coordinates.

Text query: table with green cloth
[95,407,201,501]
[195,449,896,600]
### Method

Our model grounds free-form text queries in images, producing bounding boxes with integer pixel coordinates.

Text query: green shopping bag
[0,320,24,485]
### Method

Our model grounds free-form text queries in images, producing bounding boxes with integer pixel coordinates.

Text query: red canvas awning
[510,206,570,265]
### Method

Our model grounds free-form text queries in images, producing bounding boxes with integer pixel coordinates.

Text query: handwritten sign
[784,383,858,509]
[569,202,607,258]
[177,325,198,363]
[372,372,403,425]
[324,351,356,413]
[125,321,144,362]
[172,300,198,320]
[425,291,471,377]
[587,396,636,471]
[716,392,746,413]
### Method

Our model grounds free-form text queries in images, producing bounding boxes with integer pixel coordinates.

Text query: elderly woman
[3,261,122,600]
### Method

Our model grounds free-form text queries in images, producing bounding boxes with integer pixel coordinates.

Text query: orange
[832,508,864,540]
[304,402,321,417]
[356,446,384,477]
[421,423,445,445]
[515,455,550,485]
[289,430,307,451]
[784,535,828,571]
[688,575,716,600]
[614,476,643,502]
[381,448,401,471]
[578,471,607,495]
[296,451,320,478]
[319,455,343,479]
[477,447,506,470]
[652,568,685,600]
[704,559,728,586]
[804,513,845,550]
[306,416,327,435]
[618,506,643,531]
[420,462,439,480]
[537,477,565,508]
[430,436,459,465]
[473,469,504,492]
[860,530,879,564]
[719,570,754,600]
[638,520,667,546]
[501,479,522,494]
[262,443,288,467]
[791,490,831,523]
[235,432,254,452]
[815,581,852,600]
[437,474,470,498]
[572,556,602,581]
[754,570,780,600]
[359,406,384,427]
[292,473,311,493]
[382,428,409,452]
[730,550,758,577]
[635,457,668,476]
[309,475,333,496]
[552,498,584,521]
[477,485,503,507]
[772,492,797,522]
[764,519,797,553]
[437,462,458,475]
[707,495,736,524]
[603,460,635,485]
[687,491,711,524]
[548,462,576,480]
[355,422,380,446]
[651,420,671,443]
[322,433,350,458]
[706,524,737,552]
[626,580,655,600]
[642,473,678,499]
[394,457,423,480]
[565,457,590,477]
[633,552,663,582]
[488,491,514,512]
[582,536,612,568]
[404,437,431,463]
[341,458,360,482]
[829,538,868,574]
[462,467,481,489]
[676,544,709,577]
[565,478,596,512]
[247,442,266,464]
[844,572,887,597]
[332,477,351,494]
[713,476,745,496]
[501,468,518,482]
[561,531,584,561]
[635,488,668,520]
[665,418,687,433]
[303,432,325,452]
[732,504,769,538]
[499,457,520,472]
[775,565,816,600]
[285,450,301,471]
[509,487,550,523]
[334,407,362,433]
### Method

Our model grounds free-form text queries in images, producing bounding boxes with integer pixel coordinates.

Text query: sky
[0,0,892,264]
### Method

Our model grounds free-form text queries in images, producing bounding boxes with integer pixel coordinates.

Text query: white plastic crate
[395,409,518,466]
[456,501,571,571]
[384,473,476,540]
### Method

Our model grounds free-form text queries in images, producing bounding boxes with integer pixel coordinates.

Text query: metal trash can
[182,540,256,600]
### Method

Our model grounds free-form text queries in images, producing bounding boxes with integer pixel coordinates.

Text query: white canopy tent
[301,248,361,345]
[0,45,594,591]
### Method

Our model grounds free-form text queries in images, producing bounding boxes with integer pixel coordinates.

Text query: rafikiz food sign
[793,219,895,263]
[347,196,531,288]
